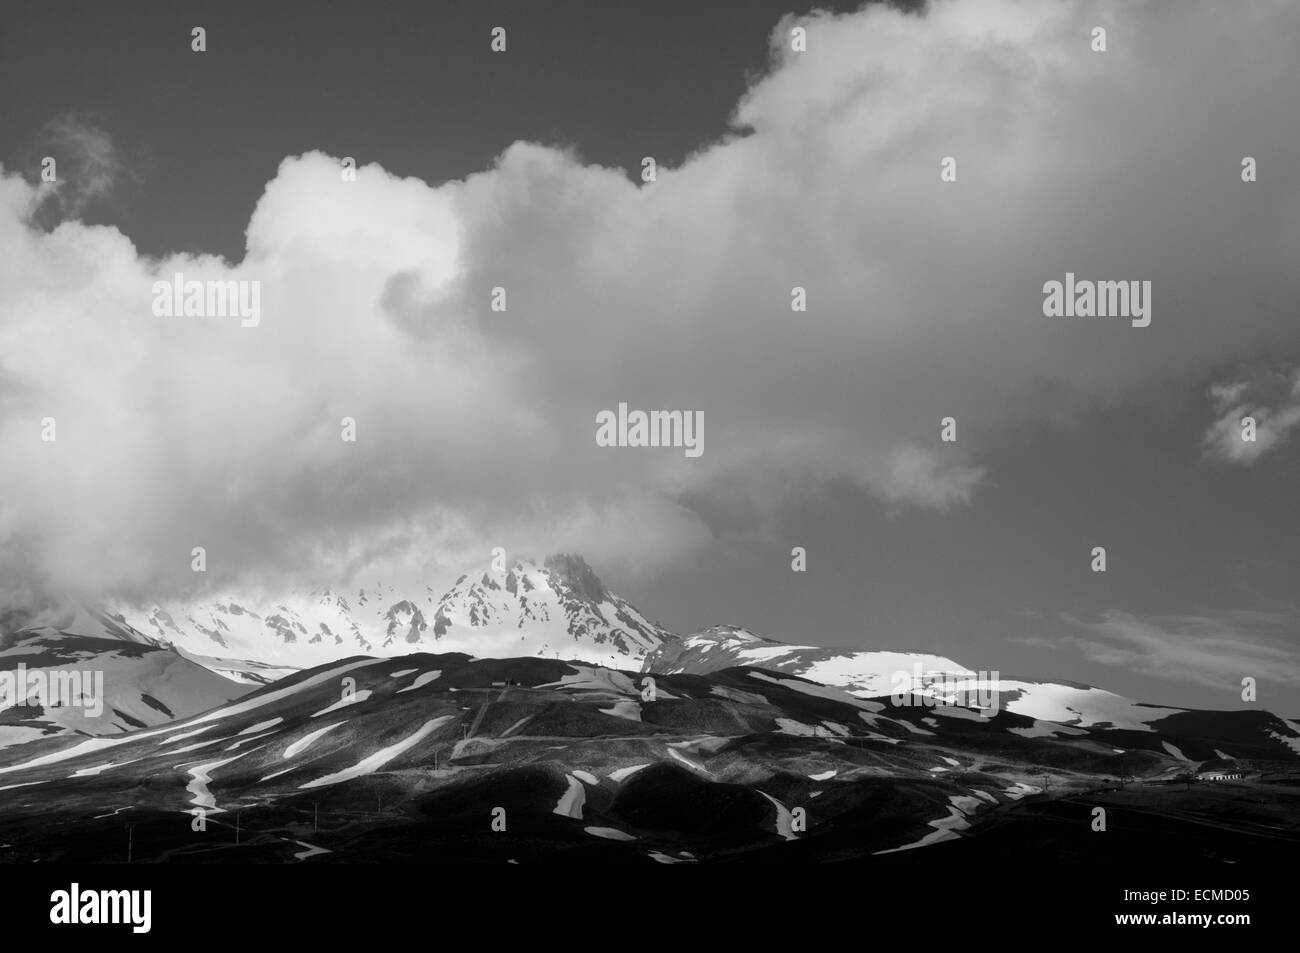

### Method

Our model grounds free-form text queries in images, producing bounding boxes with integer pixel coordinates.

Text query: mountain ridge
[7,556,1290,738]
[0,650,1295,864]
[93,553,677,673]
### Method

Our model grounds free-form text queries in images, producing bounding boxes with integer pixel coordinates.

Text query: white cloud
[1057,610,1300,693]
[32,114,128,216]
[872,446,985,510]
[1202,365,1300,464]
[2,0,1300,603]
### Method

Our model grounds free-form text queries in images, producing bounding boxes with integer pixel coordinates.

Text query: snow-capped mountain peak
[103,553,677,673]
[429,553,676,666]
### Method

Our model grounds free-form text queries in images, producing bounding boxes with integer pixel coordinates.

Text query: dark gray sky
[2,0,1298,714]
[2,0,899,259]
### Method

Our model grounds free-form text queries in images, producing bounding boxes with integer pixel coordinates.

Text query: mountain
[0,619,248,750]
[170,650,302,687]
[645,626,1300,746]
[644,624,974,695]
[940,674,1189,731]
[27,559,1294,755]
[0,651,1295,865]
[106,553,677,674]
[3,563,1295,866]
[14,602,157,645]
[427,553,675,667]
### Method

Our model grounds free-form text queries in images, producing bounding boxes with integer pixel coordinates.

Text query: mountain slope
[0,652,1294,864]
[0,628,248,749]
[647,626,1297,746]
[644,624,974,695]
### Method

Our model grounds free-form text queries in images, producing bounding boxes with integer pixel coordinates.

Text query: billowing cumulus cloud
[2,0,1299,605]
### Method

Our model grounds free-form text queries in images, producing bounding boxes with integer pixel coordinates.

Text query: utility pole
[314,802,319,832]
[127,824,133,864]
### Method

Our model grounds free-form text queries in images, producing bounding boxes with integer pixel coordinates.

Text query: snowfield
[396,671,442,693]
[299,715,452,789]
[608,763,650,782]
[283,721,347,759]
[554,774,586,818]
